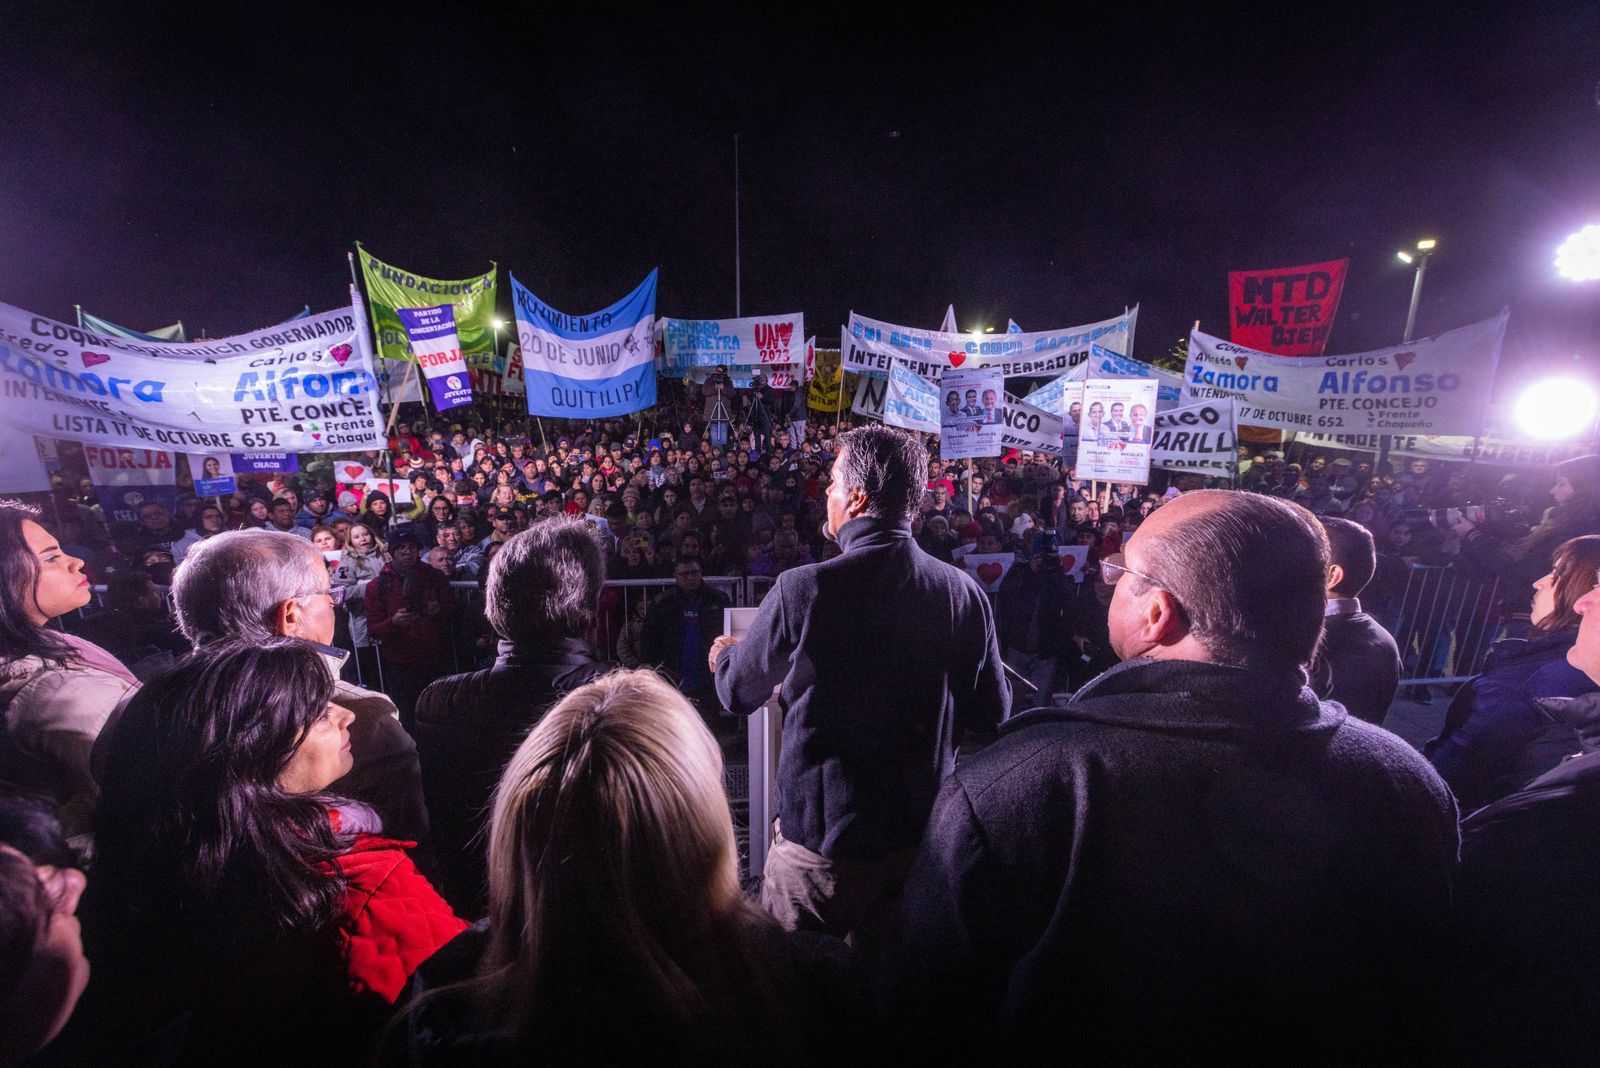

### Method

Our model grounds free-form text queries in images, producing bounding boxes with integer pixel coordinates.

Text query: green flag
[357,245,498,367]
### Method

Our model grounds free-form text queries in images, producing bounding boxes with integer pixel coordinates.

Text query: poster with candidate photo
[190,453,237,498]
[939,367,1004,460]
[1075,378,1158,484]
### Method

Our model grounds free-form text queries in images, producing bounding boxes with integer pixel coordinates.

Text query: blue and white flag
[513,270,658,418]
[78,309,186,342]
[1007,319,1023,334]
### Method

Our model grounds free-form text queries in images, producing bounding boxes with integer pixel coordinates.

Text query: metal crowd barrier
[1384,565,1504,688]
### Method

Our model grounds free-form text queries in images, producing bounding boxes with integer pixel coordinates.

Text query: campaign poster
[190,453,237,497]
[0,292,385,453]
[1150,399,1238,476]
[84,445,178,524]
[230,452,299,474]
[998,394,1066,455]
[397,304,473,412]
[844,306,1139,380]
[1185,312,1506,437]
[661,313,806,367]
[939,367,1004,460]
[1075,378,1158,484]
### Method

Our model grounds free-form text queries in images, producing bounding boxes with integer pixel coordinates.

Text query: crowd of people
[5,378,1600,1063]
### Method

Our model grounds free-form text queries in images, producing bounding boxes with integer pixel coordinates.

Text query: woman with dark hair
[242,497,271,529]
[0,501,139,840]
[1426,534,1600,812]
[362,489,394,539]
[1456,454,1600,596]
[415,495,456,550]
[91,639,464,1062]
[383,670,859,1065]
[172,502,226,563]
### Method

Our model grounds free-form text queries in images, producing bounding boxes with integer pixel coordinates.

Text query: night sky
[4,7,1598,394]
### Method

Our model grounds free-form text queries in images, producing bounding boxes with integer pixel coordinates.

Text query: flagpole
[733,132,741,318]
[74,304,82,329]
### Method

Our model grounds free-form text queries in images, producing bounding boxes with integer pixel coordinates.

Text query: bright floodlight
[1396,250,1414,264]
[1514,377,1600,441]
[1416,238,1437,251]
[492,317,507,329]
[1556,224,1600,282]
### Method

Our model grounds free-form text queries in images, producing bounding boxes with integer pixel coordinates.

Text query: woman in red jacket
[87,638,465,1063]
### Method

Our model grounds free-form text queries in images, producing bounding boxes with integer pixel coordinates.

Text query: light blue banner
[1088,344,1184,407]
[512,269,659,418]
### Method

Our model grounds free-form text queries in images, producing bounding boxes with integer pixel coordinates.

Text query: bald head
[1125,490,1328,671]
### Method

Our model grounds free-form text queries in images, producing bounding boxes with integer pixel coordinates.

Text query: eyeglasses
[1099,554,1165,589]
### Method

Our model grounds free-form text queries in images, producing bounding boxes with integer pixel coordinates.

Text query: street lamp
[1397,237,1438,343]
[1380,238,1439,469]
[1556,224,1600,282]
[492,317,506,357]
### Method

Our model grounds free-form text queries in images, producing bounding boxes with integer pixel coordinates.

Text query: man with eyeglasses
[883,490,1458,1063]
[153,528,432,850]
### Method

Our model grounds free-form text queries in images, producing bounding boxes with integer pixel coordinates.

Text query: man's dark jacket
[414,637,607,913]
[1310,599,1403,725]
[714,516,1009,861]
[995,564,1074,659]
[879,658,1459,1064]
[639,582,731,692]
[1451,691,1600,1065]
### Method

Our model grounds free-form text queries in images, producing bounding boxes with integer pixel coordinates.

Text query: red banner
[1227,257,1349,356]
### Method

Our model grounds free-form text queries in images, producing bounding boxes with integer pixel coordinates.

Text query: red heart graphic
[1234,357,1249,370]
[948,351,966,368]
[329,343,353,367]
[1394,351,1416,371]
[82,351,111,368]
[342,464,365,480]
[775,322,793,349]
[311,433,322,441]
[976,562,1003,586]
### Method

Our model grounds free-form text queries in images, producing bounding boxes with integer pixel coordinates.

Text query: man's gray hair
[1137,491,1329,671]
[834,425,928,525]
[484,518,605,648]
[170,529,325,646]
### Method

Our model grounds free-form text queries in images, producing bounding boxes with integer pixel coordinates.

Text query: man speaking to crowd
[710,425,1009,939]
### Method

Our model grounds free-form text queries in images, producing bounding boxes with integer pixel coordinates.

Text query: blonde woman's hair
[475,669,762,1040]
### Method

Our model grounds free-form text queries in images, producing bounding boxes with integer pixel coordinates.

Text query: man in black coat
[996,549,1075,709]
[880,491,1458,1063]
[413,518,608,914]
[1311,516,1404,725]
[711,425,1009,938]
[640,558,732,721]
